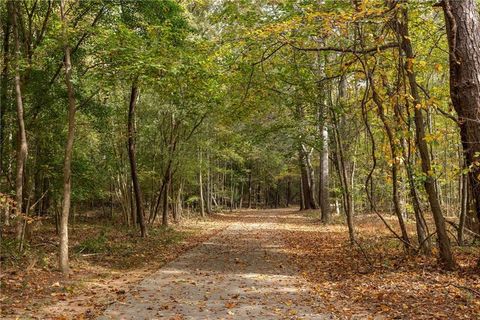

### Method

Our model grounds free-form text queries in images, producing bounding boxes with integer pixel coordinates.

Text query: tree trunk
[230,168,234,212]
[299,176,305,210]
[441,0,480,245]
[397,5,455,269]
[332,112,355,243]
[247,169,252,209]
[319,114,330,223]
[127,82,146,237]
[59,0,77,274]
[170,171,177,223]
[370,80,410,249]
[206,153,212,213]
[403,136,431,254]
[162,164,171,226]
[299,148,317,209]
[0,4,11,177]
[458,171,468,245]
[199,151,205,218]
[10,1,28,242]
[286,178,291,207]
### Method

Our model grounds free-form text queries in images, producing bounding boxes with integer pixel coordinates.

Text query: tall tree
[59,0,78,274]
[440,0,480,266]
[395,3,455,269]
[10,1,28,243]
[441,0,480,229]
[127,81,146,236]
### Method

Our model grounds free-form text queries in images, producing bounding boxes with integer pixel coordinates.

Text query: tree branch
[289,42,399,54]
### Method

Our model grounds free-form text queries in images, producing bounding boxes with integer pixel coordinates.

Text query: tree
[441,0,480,226]
[395,2,456,269]
[59,0,78,274]
[440,0,480,267]
[127,81,146,237]
[10,1,28,246]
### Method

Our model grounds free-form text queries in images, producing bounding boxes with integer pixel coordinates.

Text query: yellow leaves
[423,132,442,144]
[426,97,439,107]
[423,133,435,143]
[435,63,443,72]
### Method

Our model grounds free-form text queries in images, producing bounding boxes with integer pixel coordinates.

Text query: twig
[414,231,437,255]
[446,220,480,239]
[450,284,480,297]
[353,238,375,270]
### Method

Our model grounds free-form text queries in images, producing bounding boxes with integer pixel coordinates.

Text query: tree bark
[127,82,146,237]
[441,0,480,242]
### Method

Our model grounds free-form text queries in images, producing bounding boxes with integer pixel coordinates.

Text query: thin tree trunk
[403,136,431,254]
[199,150,205,218]
[332,112,355,243]
[458,171,468,245]
[129,180,136,226]
[396,93,431,254]
[396,5,455,269]
[0,4,11,177]
[370,81,410,249]
[247,169,252,209]
[319,116,330,223]
[317,54,330,222]
[127,81,146,237]
[239,182,243,209]
[286,178,291,207]
[299,148,316,209]
[230,167,234,212]
[299,176,304,210]
[170,171,177,223]
[10,1,28,242]
[162,164,171,226]
[206,153,212,213]
[59,0,77,273]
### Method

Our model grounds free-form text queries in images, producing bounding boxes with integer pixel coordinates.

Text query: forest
[1,0,480,319]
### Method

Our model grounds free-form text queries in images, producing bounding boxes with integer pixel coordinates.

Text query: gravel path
[99,209,333,319]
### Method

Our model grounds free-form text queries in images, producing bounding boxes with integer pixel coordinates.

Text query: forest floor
[2,208,480,319]
[281,210,480,319]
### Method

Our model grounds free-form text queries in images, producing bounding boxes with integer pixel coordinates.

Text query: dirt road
[100,209,332,319]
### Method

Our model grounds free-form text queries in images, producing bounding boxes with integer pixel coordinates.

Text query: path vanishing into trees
[100,209,332,320]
